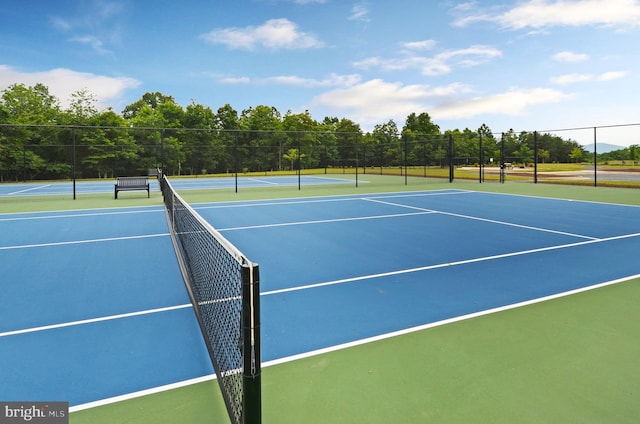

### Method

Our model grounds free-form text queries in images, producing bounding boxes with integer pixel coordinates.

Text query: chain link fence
[1,124,638,188]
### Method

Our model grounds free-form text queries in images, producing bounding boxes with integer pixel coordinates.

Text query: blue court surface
[0,175,353,197]
[1,189,639,407]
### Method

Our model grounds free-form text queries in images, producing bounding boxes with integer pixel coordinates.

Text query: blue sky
[1,0,640,145]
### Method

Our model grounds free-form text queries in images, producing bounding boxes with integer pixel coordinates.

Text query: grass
[3,175,639,423]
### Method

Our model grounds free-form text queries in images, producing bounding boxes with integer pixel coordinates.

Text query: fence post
[534,131,538,184]
[72,127,77,199]
[478,132,483,183]
[448,134,454,183]
[593,127,598,187]
[500,132,505,183]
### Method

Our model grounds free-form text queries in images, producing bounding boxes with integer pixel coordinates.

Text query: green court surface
[3,175,639,423]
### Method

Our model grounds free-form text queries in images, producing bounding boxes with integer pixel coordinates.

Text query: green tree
[478,124,497,165]
[331,118,361,167]
[283,148,305,170]
[64,88,98,124]
[0,83,62,179]
[80,109,138,178]
[183,101,218,175]
[371,120,400,167]
[569,146,584,163]
[629,144,639,164]
[282,110,319,170]
[239,105,283,171]
[215,104,241,172]
[402,112,442,167]
[538,149,550,163]
[122,92,176,120]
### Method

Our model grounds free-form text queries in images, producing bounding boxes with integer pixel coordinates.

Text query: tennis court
[1,175,639,423]
[0,175,352,197]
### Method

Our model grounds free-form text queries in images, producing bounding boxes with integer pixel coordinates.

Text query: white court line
[193,189,470,211]
[69,374,217,412]
[6,184,52,195]
[363,197,598,240]
[69,272,640,412]
[247,178,279,185]
[15,229,638,339]
[220,211,436,232]
[194,196,368,210]
[0,208,163,222]
[262,231,640,296]
[0,233,168,250]
[263,273,640,366]
[0,304,192,338]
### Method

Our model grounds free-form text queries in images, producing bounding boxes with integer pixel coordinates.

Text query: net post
[242,264,262,424]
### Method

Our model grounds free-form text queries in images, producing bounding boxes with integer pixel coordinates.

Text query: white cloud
[349,3,371,22]
[200,18,324,50]
[353,45,502,76]
[550,73,594,84]
[550,70,628,84]
[402,40,438,51]
[431,88,569,120]
[598,70,628,80]
[217,73,361,87]
[311,79,568,126]
[0,65,140,109]
[218,76,252,84]
[454,0,640,29]
[49,1,126,53]
[312,79,431,125]
[70,35,111,55]
[50,17,72,32]
[553,51,589,62]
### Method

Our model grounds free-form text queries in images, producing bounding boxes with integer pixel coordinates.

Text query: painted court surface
[1,176,639,422]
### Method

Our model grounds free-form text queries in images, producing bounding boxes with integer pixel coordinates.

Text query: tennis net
[159,174,261,424]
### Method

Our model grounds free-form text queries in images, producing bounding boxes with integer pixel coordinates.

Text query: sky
[1,0,640,146]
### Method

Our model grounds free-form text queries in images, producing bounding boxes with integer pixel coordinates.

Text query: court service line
[192,189,467,211]
[195,196,368,211]
[262,231,640,296]
[219,211,436,232]
[0,304,192,338]
[0,233,168,250]
[0,208,163,222]
[247,178,280,185]
[363,197,598,240]
[7,184,52,195]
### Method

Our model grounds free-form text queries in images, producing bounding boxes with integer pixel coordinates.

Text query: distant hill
[581,143,626,153]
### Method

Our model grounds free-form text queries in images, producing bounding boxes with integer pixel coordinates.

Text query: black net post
[242,264,261,424]
[160,176,261,424]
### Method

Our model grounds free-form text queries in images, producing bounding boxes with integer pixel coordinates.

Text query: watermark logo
[0,402,68,424]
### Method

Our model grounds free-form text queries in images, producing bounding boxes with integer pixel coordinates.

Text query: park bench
[114,176,150,199]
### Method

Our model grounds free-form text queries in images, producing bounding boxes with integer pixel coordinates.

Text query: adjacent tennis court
[0,175,352,197]
[1,176,639,423]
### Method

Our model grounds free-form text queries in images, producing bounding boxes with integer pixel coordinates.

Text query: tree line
[0,82,615,181]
